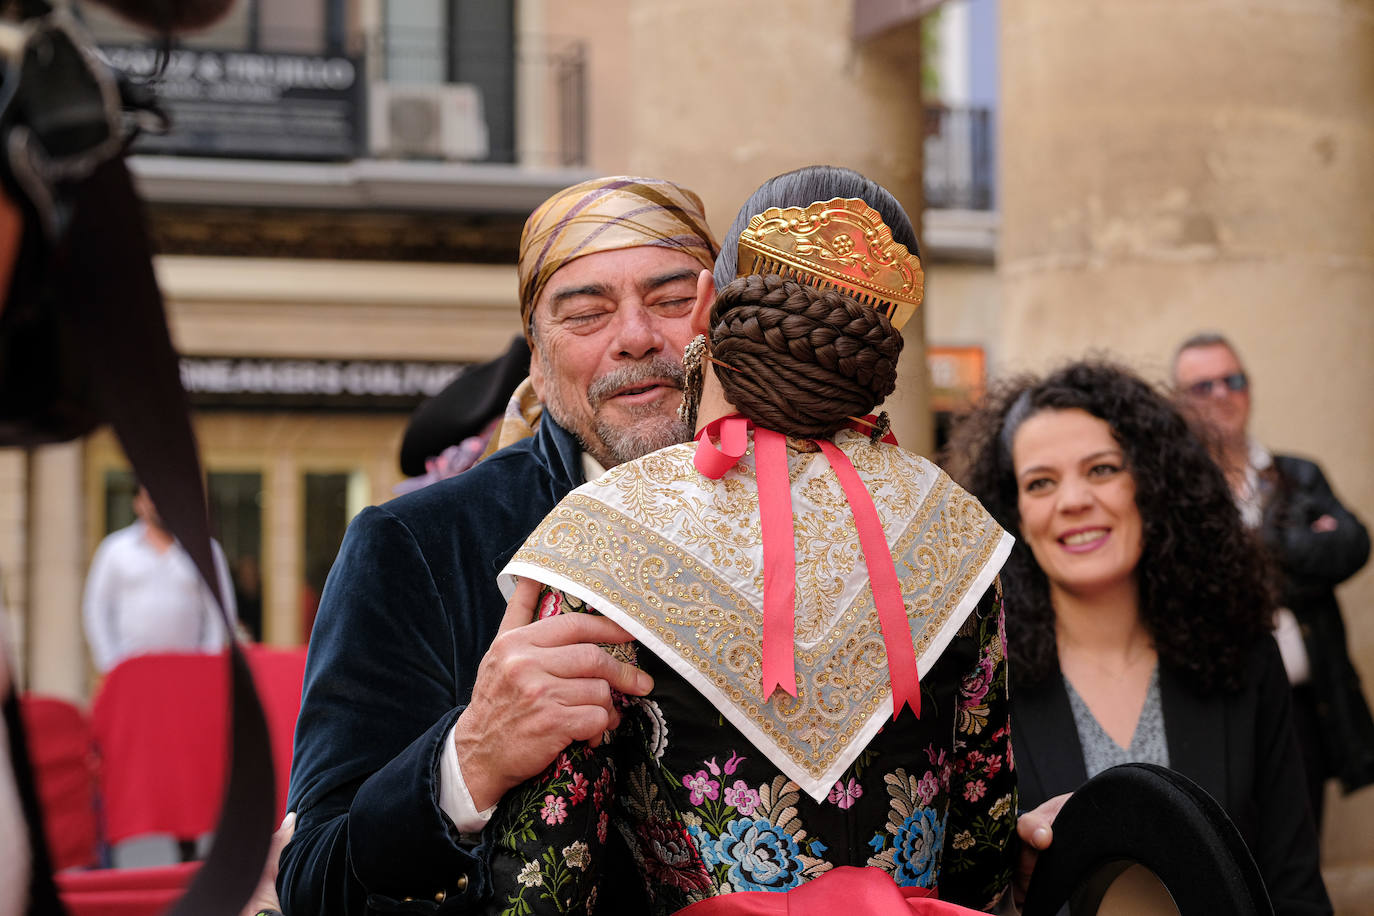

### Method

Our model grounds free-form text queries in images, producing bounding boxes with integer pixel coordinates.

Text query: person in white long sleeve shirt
[83,486,237,673]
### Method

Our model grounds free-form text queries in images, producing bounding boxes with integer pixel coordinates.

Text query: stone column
[0,449,28,684]
[999,0,1374,886]
[25,442,87,701]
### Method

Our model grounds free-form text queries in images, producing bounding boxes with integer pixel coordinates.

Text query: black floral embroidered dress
[486,435,1016,914]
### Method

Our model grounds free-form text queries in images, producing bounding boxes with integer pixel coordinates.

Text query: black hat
[399,335,531,476]
[1022,763,1273,916]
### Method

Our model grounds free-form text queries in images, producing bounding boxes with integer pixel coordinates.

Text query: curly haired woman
[479,167,1017,915]
[944,361,1331,915]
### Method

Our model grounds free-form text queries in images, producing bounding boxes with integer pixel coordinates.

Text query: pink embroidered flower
[706,757,722,777]
[827,777,863,810]
[960,653,996,707]
[541,795,568,825]
[963,780,987,803]
[723,752,745,776]
[915,770,941,806]
[568,772,589,805]
[554,753,574,778]
[537,591,563,619]
[983,754,1003,779]
[597,810,609,843]
[683,770,720,805]
[725,779,761,815]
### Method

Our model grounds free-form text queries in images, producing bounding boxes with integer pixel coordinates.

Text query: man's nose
[611,301,665,359]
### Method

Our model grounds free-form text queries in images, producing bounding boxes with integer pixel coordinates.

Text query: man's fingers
[541,642,653,696]
[497,577,543,635]
[525,609,637,647]
[562,704,616,745]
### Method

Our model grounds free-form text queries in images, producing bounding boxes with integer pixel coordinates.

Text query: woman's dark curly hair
[943,360,1273,696]
[704,165,914,438]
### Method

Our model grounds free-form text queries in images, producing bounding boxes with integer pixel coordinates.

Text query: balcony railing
[924,105,995,211]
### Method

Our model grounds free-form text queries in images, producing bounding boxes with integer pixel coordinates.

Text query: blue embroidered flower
[687,824,719,867]
[867,834,888,853]
[808,839,828,857]
[716,818,806,892]
[890,809,944,887]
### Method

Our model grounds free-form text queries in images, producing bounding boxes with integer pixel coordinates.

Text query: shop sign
[99,45,364,160]
[180,357,465,410]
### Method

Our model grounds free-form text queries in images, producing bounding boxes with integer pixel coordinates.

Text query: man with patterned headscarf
[279,177,718,914]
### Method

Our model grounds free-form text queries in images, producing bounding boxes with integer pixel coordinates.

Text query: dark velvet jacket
[1264,454,1374,792]
[1013,638,1331,916]
[279,414,591,915]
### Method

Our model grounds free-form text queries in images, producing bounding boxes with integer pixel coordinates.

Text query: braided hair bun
[709,274,903,438]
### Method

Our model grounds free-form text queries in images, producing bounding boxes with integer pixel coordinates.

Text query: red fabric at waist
[674,866,982,916]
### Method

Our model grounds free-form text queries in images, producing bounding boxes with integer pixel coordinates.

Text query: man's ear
[690,269,714,336]
[528,341,544,400]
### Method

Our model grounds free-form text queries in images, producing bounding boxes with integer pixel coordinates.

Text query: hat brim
[1022,763,1273,916]
[399,336,531,476]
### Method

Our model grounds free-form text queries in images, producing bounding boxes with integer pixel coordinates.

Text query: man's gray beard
[546,356,692,468]
[592,402,692,467]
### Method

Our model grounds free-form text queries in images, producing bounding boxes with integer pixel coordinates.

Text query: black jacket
[1013,639,1332,916]
[1264,454,1374,791]
[279,414,645,914]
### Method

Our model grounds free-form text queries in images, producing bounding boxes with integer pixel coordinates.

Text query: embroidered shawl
[500,428,1012,801]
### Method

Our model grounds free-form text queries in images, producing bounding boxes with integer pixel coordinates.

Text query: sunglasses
[1184,372,1249,398]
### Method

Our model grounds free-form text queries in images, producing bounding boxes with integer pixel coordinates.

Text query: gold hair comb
[736,197,923,331]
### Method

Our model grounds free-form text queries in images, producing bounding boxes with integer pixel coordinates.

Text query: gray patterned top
[1064,667,1169,779]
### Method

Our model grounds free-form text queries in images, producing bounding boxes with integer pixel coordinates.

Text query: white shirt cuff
[438,720,498,836]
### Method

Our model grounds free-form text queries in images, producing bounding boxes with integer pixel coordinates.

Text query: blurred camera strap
[0,6,275,913]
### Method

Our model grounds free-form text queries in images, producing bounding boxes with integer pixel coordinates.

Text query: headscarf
[517,176,718,340]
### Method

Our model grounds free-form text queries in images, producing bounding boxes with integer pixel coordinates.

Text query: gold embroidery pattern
[511,434,1007,783]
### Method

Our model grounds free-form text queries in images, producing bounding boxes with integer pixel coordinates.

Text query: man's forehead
[537,246,702,307]
[1175,343,1241,378]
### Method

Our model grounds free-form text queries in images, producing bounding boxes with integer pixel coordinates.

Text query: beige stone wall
[542,0,934,453]
[0,449,27,684]
[157,257,522,362]
[999,0,1374,877]
[924,260,1001,357]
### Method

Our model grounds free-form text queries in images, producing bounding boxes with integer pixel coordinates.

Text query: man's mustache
[588,357,684,408]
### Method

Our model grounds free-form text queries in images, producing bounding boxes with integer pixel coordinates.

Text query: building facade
[4,0,934,702]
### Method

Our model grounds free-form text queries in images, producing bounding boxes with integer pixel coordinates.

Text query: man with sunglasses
[1174,332,1374,832]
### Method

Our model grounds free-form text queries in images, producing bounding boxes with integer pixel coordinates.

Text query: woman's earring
[678,334,707,429]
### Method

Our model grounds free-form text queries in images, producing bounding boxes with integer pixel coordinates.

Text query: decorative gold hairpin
[735,197,923,331]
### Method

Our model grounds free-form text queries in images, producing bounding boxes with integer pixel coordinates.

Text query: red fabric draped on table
[91,646,306,844]
[19,694,101,871]
[57,861,199,916]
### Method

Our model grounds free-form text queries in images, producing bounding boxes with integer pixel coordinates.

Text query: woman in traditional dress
[944,361,1331,915]
[480,166,1016,915]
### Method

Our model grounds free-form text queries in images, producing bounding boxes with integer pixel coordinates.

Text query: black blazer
[1013,638,1331,916]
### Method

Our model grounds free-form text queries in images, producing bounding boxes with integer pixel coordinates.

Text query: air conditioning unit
[369,82,490,161]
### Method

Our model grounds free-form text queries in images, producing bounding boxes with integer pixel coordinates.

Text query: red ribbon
[755,427,797,697]
[816,439,921,719]
[693,416,921,717]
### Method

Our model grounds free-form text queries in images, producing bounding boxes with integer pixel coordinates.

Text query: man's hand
[455,578,653,810]
[237,811,295,916]
[1014,792,1071,906]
